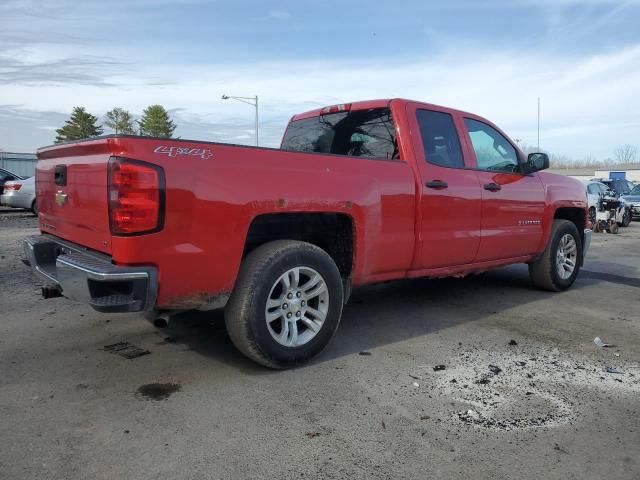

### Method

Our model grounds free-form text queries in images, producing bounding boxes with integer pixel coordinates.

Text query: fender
[534,172,589,261]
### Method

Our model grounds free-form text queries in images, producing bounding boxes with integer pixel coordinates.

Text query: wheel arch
[243,212,355,283]
[553,207,587,266]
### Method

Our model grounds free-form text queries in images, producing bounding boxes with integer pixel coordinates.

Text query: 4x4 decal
[154,145,213,160]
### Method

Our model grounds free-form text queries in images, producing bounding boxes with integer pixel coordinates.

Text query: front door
[408,104,482,269]
[462,117,546,261]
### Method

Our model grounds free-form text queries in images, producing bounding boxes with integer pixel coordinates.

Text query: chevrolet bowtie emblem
[55,191,68,206]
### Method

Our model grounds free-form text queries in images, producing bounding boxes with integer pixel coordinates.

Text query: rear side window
[587,183,599,194]
[281,108,398,159]
[416,110,464,168]
[464,118,519,173]
[0,170,16,182]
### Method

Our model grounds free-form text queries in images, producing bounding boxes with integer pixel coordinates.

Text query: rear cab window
[281,108,398,160]
[416,110,464,168]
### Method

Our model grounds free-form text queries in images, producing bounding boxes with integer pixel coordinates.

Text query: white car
[584,180,631,227]
[0,176,37,213]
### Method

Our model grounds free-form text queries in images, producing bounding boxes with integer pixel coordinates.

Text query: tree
[613,144,638,165]
[105,107,136,135]
[55,107,104,143]
[137,105,176,138]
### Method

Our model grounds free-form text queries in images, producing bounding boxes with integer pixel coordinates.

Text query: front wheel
[225,240,344,369]
[529,219,582,292]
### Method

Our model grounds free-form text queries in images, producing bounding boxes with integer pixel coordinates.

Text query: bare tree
[613,144,638,164]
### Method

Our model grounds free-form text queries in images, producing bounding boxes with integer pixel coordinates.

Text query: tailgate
[37,139,113,254]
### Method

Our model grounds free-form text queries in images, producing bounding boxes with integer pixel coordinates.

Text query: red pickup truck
[25,98,591,368]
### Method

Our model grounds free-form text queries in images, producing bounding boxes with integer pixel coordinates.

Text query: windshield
[630,184,640,195]
[281,107,398,159]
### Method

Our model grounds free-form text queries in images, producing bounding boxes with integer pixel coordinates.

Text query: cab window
[281,108,398,159]
[464,118,519,173]
[416,109,464,168]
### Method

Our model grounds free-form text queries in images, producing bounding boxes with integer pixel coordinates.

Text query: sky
[0,0,639,160]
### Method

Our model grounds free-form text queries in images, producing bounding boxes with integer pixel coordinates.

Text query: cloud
[1,1,639,158]
[3,41,640,157]
[0,54,128,85]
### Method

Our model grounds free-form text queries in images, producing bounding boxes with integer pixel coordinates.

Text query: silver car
[0,176,37,213]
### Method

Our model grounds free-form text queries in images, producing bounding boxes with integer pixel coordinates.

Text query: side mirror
[525,152,549,173]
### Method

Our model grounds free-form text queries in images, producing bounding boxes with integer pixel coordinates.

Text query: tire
[31,199,38,215]
[619,209,631,227]
[225,240,344,369]
[529,219,582,292]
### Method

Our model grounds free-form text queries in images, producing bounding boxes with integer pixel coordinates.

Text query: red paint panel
[104,136,416,308]
[404,102,482,268]
[34,98,589,311]
[36,140,113,254]
[474,171,546,261]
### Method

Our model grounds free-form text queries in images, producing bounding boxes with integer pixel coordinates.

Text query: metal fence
[0,152,37,178]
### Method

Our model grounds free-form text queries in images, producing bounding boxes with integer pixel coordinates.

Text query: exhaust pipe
[42,286,63,299]
[153,311,171,328]
[144,310,184,328]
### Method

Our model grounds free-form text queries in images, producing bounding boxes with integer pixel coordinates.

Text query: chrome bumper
[23,235,157,313]
[583,229,592,259]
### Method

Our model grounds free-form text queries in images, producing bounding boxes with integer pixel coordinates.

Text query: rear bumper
[23,234,157,313]
[1,192,34,209]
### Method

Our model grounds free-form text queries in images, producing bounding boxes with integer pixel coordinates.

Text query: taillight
[108,157,165,235]
[4,183,22,191]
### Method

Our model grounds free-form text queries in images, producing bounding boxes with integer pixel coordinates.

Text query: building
[0,152,37,178]
[593,167,640,182]
[547,164,640,183]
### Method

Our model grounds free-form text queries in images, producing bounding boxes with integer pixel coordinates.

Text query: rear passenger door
[407,103,482,269]
[462,117,546,261]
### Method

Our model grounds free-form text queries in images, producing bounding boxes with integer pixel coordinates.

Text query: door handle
[484,182,501,192]
[426,180,448,189]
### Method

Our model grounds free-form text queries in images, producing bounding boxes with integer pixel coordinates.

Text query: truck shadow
[163,263,601,373]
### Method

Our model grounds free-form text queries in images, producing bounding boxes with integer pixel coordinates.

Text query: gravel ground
[1,207,639,479]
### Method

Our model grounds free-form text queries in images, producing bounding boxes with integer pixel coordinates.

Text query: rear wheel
[529,219,582,292]
[31,199,38,215]
[225,240,344,369]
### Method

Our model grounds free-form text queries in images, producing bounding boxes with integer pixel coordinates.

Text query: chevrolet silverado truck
[24,99,591,368]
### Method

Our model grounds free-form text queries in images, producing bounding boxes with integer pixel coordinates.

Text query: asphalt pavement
[1,208,639,479]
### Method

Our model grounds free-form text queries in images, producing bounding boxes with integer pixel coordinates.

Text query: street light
[221,94,259,146]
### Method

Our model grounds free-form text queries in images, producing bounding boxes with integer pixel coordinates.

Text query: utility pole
[221,94,259,147]
[537,97,541,151]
